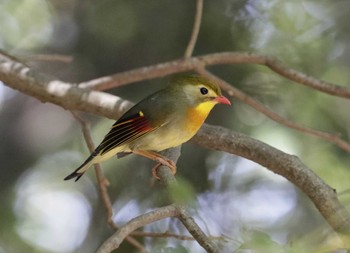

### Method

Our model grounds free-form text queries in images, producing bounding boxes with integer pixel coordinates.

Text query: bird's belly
[129,104,212,152]
[130,124,194,152]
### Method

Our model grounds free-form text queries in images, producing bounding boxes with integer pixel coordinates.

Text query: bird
[64,75,231,181]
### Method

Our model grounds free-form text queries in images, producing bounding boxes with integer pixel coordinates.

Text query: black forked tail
[64,171,84,182]
[64,153,95,182]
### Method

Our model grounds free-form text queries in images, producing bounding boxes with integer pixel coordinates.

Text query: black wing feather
[98,113,155,155]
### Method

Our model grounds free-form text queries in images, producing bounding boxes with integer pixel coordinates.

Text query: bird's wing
[97,111,162,155]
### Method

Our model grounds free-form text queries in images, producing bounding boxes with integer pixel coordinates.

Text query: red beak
[215,96,231,105]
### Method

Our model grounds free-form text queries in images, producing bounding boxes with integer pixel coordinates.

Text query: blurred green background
[1,0,350,252]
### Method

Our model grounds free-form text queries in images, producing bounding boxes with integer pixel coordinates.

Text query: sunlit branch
[70,112,145,252]
[0,52,133,119]
[184,0,203,58]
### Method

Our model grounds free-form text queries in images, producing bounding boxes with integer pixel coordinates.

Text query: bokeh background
[1,0,350,252]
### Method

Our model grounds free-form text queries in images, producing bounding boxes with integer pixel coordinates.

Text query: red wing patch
[99,111,154,155]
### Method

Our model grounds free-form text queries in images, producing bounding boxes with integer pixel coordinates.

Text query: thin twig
[131,231,227,242]
[131,231,194,241]
[70,111,145,252]
[70,112,115,227]
[23,54,74,63]
[196,68,350,153]
[184,0,203,58]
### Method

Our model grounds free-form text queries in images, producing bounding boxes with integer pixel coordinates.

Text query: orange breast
[184,101,217,133]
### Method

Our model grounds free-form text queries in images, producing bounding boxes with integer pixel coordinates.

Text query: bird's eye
[200,87,208,95]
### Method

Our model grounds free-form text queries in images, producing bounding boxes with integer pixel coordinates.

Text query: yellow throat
[185,100,217,133]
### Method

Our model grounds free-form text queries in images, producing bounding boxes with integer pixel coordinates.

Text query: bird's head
[170,75,231,107]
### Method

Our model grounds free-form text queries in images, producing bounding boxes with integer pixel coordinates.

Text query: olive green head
[166,74,230,107]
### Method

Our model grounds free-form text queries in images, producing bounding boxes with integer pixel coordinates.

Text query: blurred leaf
[238,230,284,253]
[168,178,196,205]
[0,0,53,49]
[152,246,188,253]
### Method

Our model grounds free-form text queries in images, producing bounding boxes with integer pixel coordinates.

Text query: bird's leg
[132,150,177,178]
[151,163,162,180]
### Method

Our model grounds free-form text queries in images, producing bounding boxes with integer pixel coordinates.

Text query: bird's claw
[152,159,177,180]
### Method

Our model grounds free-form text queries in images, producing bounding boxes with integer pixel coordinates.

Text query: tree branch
[193,124,350,233]
[176,204,220,253]
[93,145,220,252]
[0,52,132,120]
[130,231,198,241]
[196,68,350,153]
[0,51,350,152]
[184,0,203,58]
[96,205,179,253]
[78,52,350,99]
[3,51,348,154]
[75,52,350,153]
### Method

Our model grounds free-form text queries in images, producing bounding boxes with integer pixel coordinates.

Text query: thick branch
[193,124,350,233]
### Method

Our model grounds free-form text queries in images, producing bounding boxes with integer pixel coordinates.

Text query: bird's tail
[64,154,96,182]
